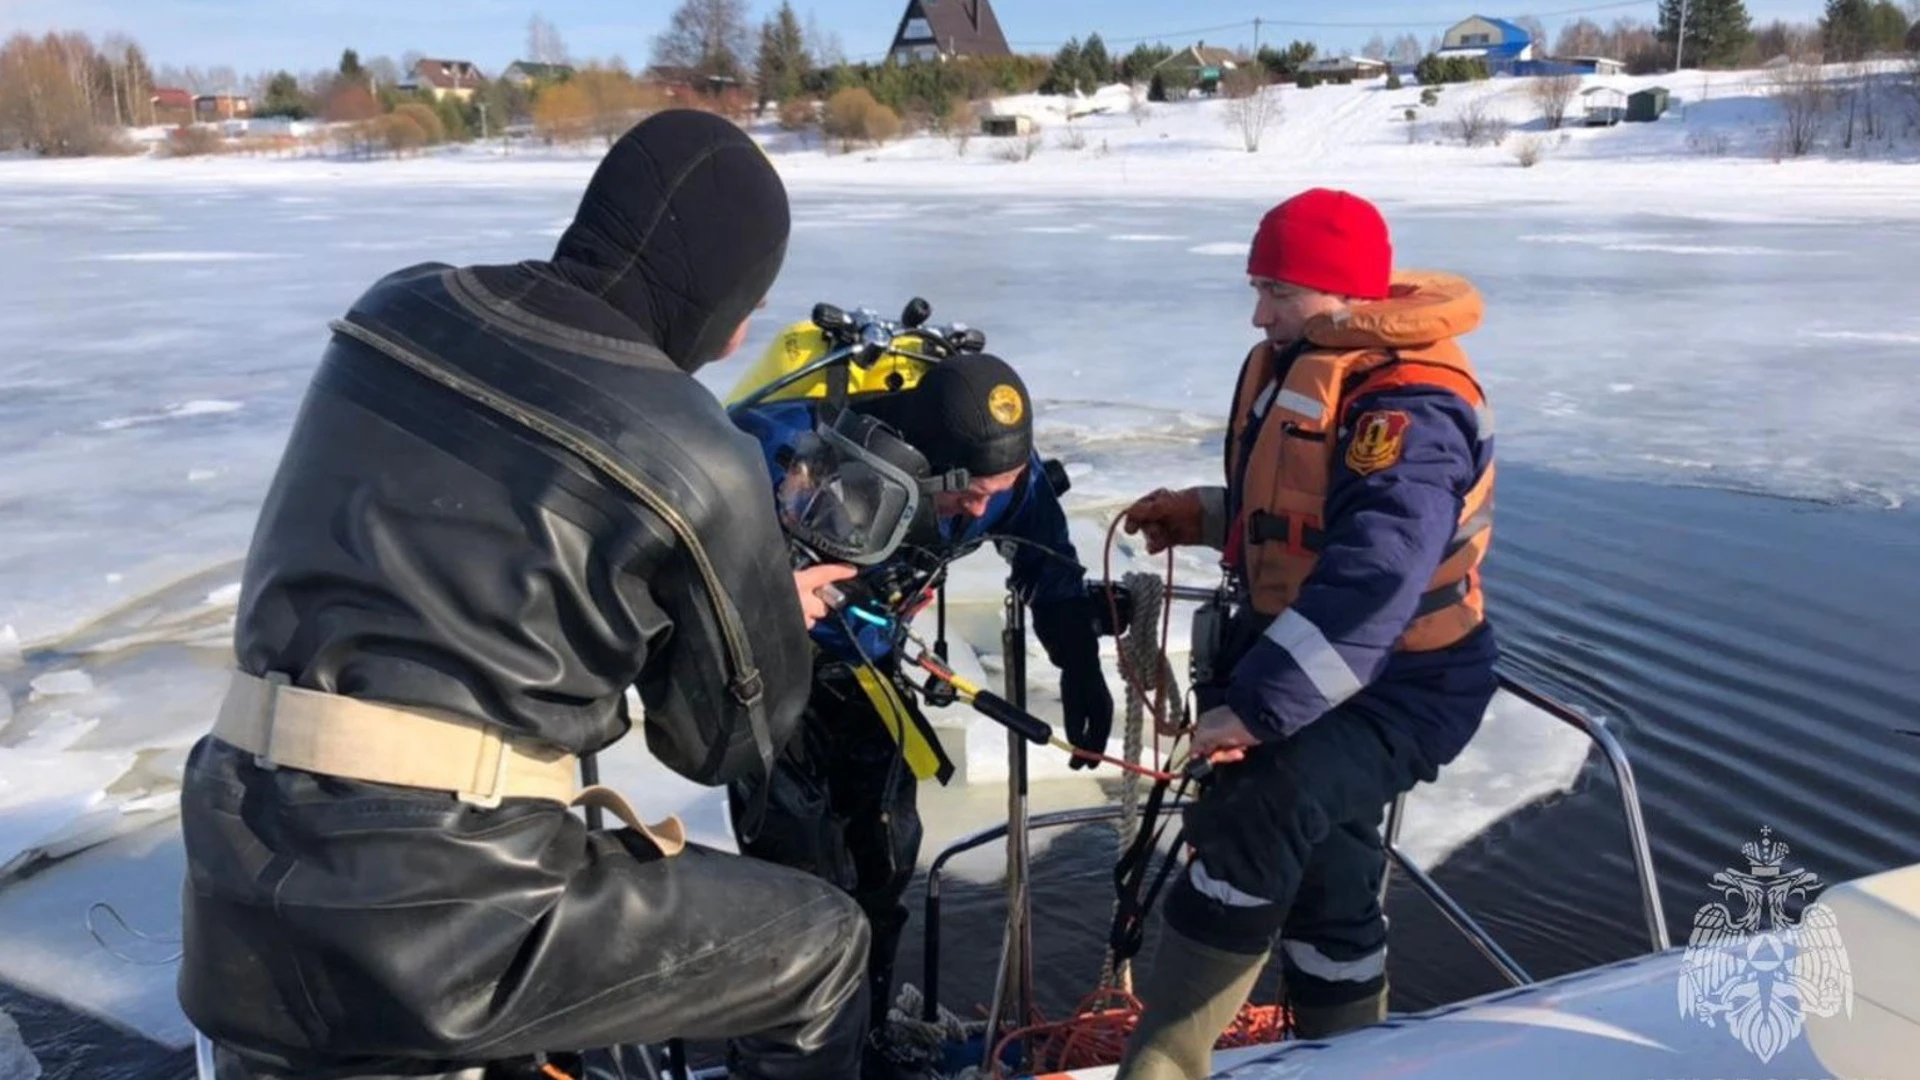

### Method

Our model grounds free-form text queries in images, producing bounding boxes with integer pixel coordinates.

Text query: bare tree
[400,51,425,79]
[0,31,128,155]
[1768,62,1830,157]
[362,56,401,90]
[55,32,100,119]
[1511,15,1550,50]
[1750,20,1820,62]
[1220,66,1283,151]
[1608,18,1660,63]
[527,15,570,65]
[943,98,973,154]
[1906,57,1920,132]
[155,64,197,92]
[98,32,135,125]
[115,39,156,124]
[1831,61,1888,149]
[1390,33,1424,65]
[806,10,845,69]
[1555,18,1608,57]
[1530,73,1582,129]
[204,64,240,95]
[651,0,752,82]
[298,68,335,99]
[1445,98,1509,146]
[1362,33,1388,60]
[241,69,272,105]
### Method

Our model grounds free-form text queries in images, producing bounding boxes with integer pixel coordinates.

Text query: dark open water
[890,463,1920,1029]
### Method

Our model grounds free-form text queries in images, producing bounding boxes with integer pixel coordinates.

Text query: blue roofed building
[1434,15,1537,75]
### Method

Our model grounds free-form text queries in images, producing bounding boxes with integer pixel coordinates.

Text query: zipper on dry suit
[325,316,766,711]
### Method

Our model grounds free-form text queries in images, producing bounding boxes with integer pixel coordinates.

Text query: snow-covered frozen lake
[5,175,1917,647]
[2,157,1917,1073]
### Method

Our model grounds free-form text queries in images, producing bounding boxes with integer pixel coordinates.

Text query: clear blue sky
[2,0,1830,74]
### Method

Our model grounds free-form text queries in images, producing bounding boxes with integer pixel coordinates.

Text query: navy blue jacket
[1222,370,1498,766]
[731,400,1084,665]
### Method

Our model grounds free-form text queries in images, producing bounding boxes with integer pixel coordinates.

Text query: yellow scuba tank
[723,319,938,407]
[726,303,962,785]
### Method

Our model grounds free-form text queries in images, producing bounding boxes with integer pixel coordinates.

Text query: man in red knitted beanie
[1116,190,1499,1076]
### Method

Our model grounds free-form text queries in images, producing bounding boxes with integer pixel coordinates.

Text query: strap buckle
[457,724,511,809]
[252,671,290,773]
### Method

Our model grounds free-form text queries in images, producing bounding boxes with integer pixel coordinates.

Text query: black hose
[968,690,1053,745]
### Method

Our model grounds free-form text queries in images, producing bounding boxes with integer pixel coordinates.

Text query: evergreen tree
[1658,0,1753,67]
[259,71,311,118]
[1867,0,1912,50]
[755,1,811,106]
[1824,0,1875,59]
[1041,37,1084,95]
[339,48,364,79]
[1080,33,1112,89]
[1257,40,1316,79]
[1121,42,1173,83]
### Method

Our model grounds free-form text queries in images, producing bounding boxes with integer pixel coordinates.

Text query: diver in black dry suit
[176,110,871,1079]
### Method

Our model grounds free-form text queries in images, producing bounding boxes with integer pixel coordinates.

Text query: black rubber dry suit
[176,110,871,1080]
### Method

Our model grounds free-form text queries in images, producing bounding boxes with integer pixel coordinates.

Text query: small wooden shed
[1627,86,1670,122]
[980,113,1035,137]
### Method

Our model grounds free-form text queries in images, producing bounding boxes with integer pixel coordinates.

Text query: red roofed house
[405,58,484,102]
[151,87,194,124]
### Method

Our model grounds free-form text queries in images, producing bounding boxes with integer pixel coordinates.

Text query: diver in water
[176,110,874,1079]
[728,353,1117,1077]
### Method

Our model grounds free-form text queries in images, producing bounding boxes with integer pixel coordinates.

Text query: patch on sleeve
[1344,410,1411,476]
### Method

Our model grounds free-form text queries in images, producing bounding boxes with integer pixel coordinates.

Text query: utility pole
[477,100,489,142]
[1254,16,1263,56]
[1674,0,1690,71]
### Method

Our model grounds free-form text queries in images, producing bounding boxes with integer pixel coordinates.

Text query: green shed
[1627,86,1669,122]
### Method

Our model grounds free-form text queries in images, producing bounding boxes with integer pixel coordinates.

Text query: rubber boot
[1115,928,1268,1080]
[1290,980,1388,1040]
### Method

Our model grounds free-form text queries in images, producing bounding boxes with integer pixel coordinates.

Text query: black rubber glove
[1031,591,1115,770]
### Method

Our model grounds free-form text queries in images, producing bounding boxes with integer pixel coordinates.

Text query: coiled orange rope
[971,518,1290,1078]
[984,990,1291,1078]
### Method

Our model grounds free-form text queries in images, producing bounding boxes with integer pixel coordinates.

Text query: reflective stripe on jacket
[1221,271,1496,740]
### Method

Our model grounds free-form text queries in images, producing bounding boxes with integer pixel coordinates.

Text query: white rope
[1097,571,1182,993]
[874,982,986,1075]
[887,574,1186,1074]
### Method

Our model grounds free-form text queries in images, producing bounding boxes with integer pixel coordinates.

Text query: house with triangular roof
[1151,42,1242,93]
[401,58,484,102]
[1434,16,1536,74]
[888,0,1011,64]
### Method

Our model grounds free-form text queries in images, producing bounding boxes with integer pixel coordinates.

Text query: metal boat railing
[919,661,1671,1033]
[194,596,1670,1080]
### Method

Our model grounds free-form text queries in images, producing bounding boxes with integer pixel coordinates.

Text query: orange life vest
[1225,270,1494,653]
